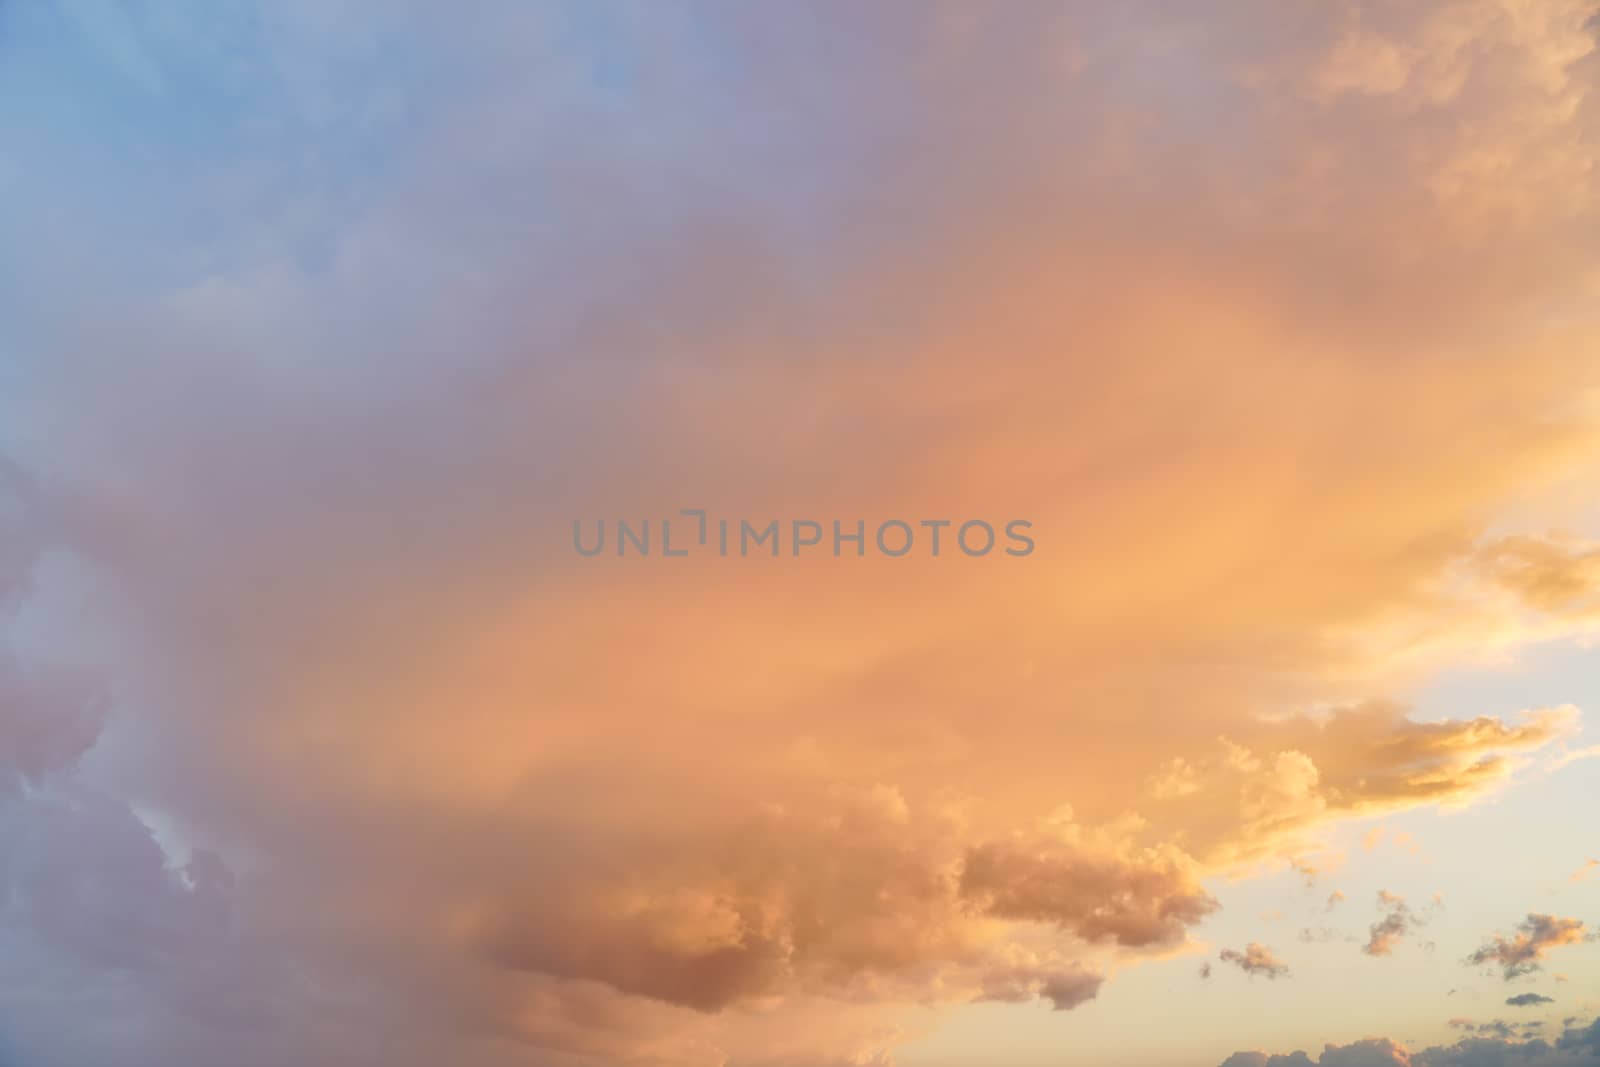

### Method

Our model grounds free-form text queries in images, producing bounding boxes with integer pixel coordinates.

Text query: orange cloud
[4,2,1600,1065]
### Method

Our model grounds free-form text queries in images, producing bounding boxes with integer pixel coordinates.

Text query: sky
[2,2,1600,1066]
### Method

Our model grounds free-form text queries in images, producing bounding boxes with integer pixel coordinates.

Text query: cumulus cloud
[464,798,1170,1016]
[1222,1040,1411,1067]
[957,830,1217,949]
[1466,915,1592,980]
[1139,706,1580,872]
[1220,1054,1316,1067]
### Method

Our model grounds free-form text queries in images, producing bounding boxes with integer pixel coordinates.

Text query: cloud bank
[1221,1019,1600,1067]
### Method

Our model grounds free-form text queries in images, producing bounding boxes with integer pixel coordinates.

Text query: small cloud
[1039,969,1103,1011]
[1548,744,1600,773]
[1365,890,1426,957]
[1326,890,1346,911]
[1219,943,1290,979]
[1287,851,1343,887]
[1199,961,1213,979]
[1507,993,1555,1007]
[1571,859,1599,883]
[1466,914,1590,980]
[977,964,1104,1012]
[1147,757,1202,799]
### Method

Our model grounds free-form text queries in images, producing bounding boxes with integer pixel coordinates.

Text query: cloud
[1222,1040,1409,1066]
[1221,1054,1317,1067]
[1507,994,1556,1007]
[1466,915,1591,980]
[1037,969,1105,1012]
[1365,893,1418,957]
[4,1,1600,1064]
[1138,706,1580,873]
[1220,943,1292,980]
[1299,925,1357,946]
[1364,890,1444,958]
[466,799,1178,1016]
[1476,536,1600,619]
[1548,746,1600,773]
[957,829,1217,949]
[1221,1019,1600,1067]
[977,961,1105,1012]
